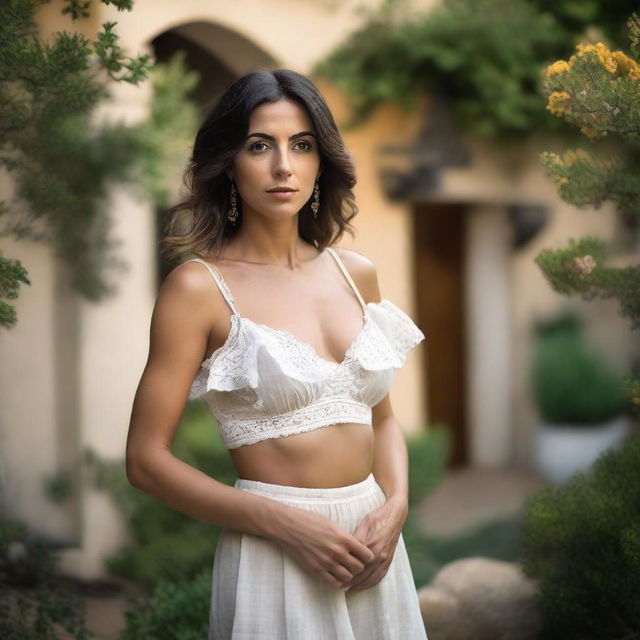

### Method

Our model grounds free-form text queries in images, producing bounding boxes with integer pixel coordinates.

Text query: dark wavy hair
[161,69,358,262]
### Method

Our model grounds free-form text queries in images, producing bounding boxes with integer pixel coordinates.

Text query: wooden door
[413,203,468,467]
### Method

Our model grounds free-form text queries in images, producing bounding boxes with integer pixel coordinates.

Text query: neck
[220,212,317,268]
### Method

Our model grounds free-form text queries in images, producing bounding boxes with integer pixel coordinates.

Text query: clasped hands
[279,497,408,592]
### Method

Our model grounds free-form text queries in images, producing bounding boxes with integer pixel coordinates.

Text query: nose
[273,147,293,178]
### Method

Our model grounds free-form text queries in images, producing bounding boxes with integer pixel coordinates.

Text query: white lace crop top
[188,248,425,449]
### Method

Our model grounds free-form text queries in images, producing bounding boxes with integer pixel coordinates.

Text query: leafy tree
[314,0,638,136]
[0,0,198,328]
[316,0,640,405]
[535,13,640,408]
[0,253,30,328]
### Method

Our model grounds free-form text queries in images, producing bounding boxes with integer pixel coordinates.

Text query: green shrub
[87,400,237,588]
[407,425,449,507]
[117,424,450,638]
[0,512,89,639]
[0,515,57,589]
[404,425,451,586]
[530,310,628,424]
[521,436,640,639]
[120,570,211,640]
[98,406,449,590]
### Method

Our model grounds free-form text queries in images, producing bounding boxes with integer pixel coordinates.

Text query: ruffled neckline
[200,299,383,371]
[191,298,425,395]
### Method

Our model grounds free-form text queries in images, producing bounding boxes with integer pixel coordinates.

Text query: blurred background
[2,0,639,638]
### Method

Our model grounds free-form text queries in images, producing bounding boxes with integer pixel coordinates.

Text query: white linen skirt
[209,474,428,640]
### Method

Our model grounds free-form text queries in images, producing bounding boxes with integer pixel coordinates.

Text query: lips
[266,187,297,193]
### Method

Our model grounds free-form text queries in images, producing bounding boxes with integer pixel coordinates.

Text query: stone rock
[418,557,541,640]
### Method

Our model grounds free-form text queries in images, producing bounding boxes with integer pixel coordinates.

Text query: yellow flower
[557,176,569,184]
[546,91,571,115]
[546,60,571,77]
[611,51,638,75]
[562,149,590,167]
[580,125,601,139]
[572,42,640,78]
[575,42,617,73]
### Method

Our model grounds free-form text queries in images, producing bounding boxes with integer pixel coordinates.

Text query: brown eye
[294,140,313,151]
[248,141,269,152]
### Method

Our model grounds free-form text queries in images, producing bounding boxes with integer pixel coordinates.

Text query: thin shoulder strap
[325,247,367,313]
[186,258,239,316]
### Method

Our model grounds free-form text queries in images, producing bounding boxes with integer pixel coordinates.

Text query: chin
[250,204,304,221]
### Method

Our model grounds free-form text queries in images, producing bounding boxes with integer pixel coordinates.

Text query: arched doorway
[149,21,277,285]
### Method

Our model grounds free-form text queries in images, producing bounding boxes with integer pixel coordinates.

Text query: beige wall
[0,237,70,540]
[439,133,638,468]
[2,0,636,581]
[317,82,428,433]
[0,0,430,580]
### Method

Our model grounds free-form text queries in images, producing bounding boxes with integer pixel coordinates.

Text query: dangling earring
[310,180,320,218]
[228,182,238,223]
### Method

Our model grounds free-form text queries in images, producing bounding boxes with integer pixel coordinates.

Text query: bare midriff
[229,422,374,488]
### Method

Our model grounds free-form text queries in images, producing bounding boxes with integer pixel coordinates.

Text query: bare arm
[343,398,410,591]
[335,248,411,591]
[125,261,373,588]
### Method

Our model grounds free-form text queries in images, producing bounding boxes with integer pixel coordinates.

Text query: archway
[149,21,277,285]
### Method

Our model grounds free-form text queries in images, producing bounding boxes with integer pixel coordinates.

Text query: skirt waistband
[234,473,378,503]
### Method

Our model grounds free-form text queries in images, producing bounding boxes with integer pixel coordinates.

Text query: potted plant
[530,310,630,483]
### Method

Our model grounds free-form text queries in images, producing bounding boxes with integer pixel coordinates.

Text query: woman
[126,69,428,639]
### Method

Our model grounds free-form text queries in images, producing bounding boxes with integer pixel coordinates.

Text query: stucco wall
[0,237,69,540]
[440,133,638,468]
[3,0,636,582]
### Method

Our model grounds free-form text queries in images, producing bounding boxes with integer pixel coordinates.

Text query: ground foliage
[0,511,89,639]
[521,436,640,639]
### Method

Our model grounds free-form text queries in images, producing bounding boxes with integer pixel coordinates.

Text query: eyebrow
[245,131,317,142]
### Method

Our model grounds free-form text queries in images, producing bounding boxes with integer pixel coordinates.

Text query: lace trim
[357,300,425,369]
[191,298,426,397]
[220,398,372,449]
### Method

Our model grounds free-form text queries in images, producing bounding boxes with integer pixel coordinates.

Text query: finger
[351,518,374,542]
[319,570,347,589]
[344,549,393,590]
[349,563,391,591]
[335,552,366,576]
[345,558,380,588]
[329,563,354,584]
[346,555,366,574]
[343,561,378,590]
[346,537,375,564]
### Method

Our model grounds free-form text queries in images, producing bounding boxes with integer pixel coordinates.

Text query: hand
[342,496,408,592]
[275,507,375,589]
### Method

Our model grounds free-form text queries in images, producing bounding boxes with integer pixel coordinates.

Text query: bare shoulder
[162,259,214,296]
[332,246,381,303]
[153,259,229,330]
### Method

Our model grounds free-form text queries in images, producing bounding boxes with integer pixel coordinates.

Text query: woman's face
[229,98,321,223]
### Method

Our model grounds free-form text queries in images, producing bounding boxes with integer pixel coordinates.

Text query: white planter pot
[534,415,630,484]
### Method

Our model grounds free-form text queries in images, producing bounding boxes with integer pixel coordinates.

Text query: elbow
[125,444,171,492]
[125,450,150,491]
